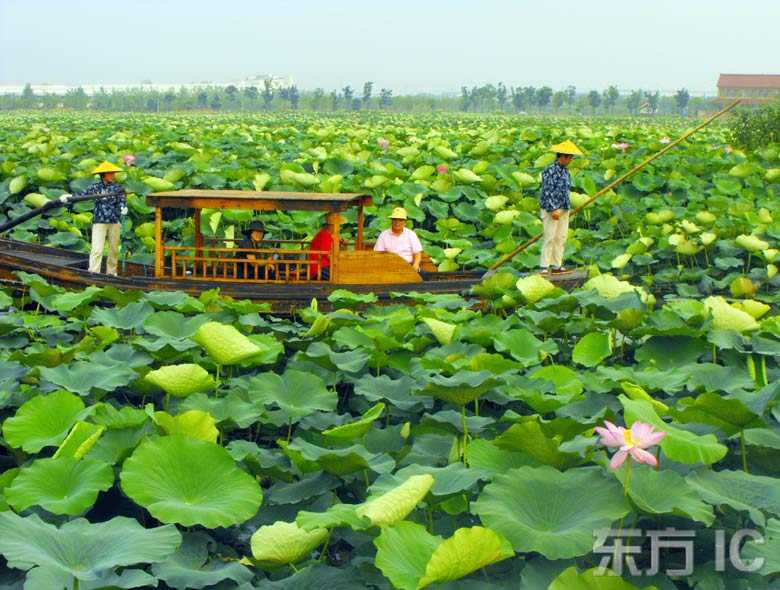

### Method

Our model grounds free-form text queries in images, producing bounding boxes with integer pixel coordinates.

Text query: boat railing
[162,245,331,283]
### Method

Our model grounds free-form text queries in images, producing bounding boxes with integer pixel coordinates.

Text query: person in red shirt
[309,212,344,280]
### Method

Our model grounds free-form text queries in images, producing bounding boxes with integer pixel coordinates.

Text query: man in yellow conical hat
[60,161,127,275]
[539,140,583,273]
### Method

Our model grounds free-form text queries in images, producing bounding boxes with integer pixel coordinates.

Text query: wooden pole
[481,99,741,279]
[154,206,163,278]
[357,203,365,250]
[194,208,203,262]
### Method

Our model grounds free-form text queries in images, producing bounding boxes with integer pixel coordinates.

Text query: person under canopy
[308,212,344,280]
[373,207,423,272]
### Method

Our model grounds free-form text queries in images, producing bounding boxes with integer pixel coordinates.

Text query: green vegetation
[0,112,778,588]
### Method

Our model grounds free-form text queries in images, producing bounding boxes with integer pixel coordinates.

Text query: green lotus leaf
[686,469,780,526]
[2,390,85,453]
[246,369,336,422]
[573,332,613,367]
[421,318,457,345]
[5,456,113,516]
[473,466,630,559]
[418,370,501,406]
[284,438,393,475]
[39,361,140,395]
[53,421,105,459]
[619,396,728,465]
[144,364,215,397]
[418,526,514,588]
[296,503,371,532]
[0,468,20,511]
[191,321,261,365]
[250,521,328,566]
[494,421,583,470]
[0,511,181,582]
[152,531,254,589]
[89,301,154,330]
[742,518,780,575]
[617,465,714,525]
[549,566,657,589]
[322,402,385,441]
[374,521,442,590]
[357,474,434,526]
[153,410,219,443]
[120,435,263,528]
[493,329,555,366]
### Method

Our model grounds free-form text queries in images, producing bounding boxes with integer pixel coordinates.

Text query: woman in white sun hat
[373,207,423,272]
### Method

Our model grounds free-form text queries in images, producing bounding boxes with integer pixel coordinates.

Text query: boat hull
[0,238,587,312]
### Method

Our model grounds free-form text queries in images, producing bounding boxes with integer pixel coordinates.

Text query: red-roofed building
[717,74,780,104]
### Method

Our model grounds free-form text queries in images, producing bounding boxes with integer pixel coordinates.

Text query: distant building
[717,74,780,104]
[0,74,295,96]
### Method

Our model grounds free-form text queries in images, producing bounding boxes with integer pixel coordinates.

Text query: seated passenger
[236,221,270,279]
[308,212,344,280]
[373,207,423,272]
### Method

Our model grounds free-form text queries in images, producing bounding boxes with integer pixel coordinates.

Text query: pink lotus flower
[123,154,136,166]
[611,142,630,152]
[659,137,671,144]
[436,164,449,175]
[377,138,390,150]
[724,145,733,154]
[595,420,666,469]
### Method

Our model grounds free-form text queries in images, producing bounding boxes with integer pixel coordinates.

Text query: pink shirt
[374,227,423,263]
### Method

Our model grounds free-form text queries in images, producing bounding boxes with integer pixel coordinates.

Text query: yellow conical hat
[549,140,584,156]
[91,161,123,175]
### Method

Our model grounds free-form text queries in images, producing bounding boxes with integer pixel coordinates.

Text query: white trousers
[540,210,569,269]
[89,223,121,275]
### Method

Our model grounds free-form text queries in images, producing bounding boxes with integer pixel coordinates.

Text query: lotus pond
[0,112,779,590]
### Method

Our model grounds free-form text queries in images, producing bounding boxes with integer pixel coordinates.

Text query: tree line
[2,80,706,115]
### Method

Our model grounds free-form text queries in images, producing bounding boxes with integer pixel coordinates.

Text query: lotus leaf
[144,364,215,397]
[250,521,328,566]
[2,390,85,453]
[120,435,262,528]
[356,474,434,526]
[5,456,113,515]
[192,321,262,364]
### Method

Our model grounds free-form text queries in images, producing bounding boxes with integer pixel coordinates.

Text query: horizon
[1,0,778,95]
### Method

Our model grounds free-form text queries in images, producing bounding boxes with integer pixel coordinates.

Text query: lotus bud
[377,138,390,150]
[436,164,449,175]
[123,154,136,166]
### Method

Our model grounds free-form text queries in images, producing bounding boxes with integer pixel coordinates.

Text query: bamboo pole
[481,99,741,280]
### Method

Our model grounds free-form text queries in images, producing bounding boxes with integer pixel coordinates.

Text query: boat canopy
[147,190,372,212]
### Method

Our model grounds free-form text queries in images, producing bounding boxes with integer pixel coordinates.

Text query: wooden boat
[0,190,586,312]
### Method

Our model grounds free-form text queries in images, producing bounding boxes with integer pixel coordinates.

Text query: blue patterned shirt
[540,162,572,212]
[78,180,126,224]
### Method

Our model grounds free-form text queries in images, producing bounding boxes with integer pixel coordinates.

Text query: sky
[1,0,778,94]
